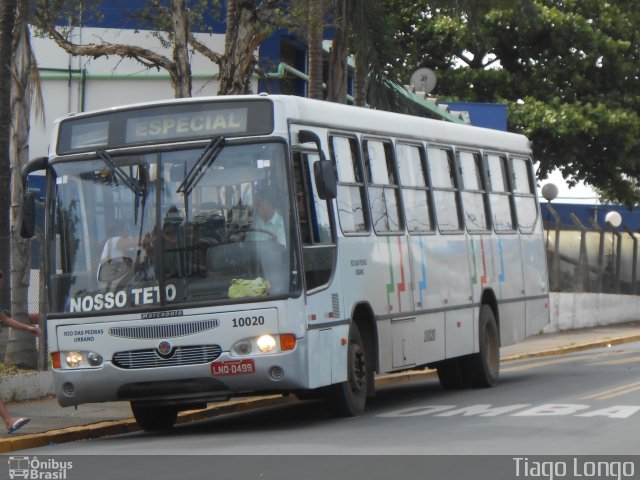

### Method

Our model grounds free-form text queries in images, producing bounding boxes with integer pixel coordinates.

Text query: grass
[0,362,35,377]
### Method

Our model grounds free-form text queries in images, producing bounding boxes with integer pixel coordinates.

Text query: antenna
[409,68,437,98]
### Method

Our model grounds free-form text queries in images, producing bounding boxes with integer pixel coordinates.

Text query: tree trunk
[354,52,367,107]
[0,0,17,359]
[327,0,349,103]
[218,0,258,95]
[5,0,36,368]
[307,0,323,100]
[171,0,192,98]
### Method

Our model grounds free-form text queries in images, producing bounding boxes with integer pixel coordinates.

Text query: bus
[22,94,549,430]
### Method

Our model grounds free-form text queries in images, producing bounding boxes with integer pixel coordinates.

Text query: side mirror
[313,159,337,200]
[21,191,37,238]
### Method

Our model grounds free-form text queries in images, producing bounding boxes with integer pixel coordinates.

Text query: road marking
[590,355,640,366]
[377,403,640,419]
[501,356,586,372]
[502,349,635,372]
[581,380,640,400]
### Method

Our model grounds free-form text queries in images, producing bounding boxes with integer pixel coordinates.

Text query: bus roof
[56,94,531,156]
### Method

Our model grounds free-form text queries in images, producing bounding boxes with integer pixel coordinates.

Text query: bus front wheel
[325,322,368,417]
[462,304,500,388]
[131,403,178,431]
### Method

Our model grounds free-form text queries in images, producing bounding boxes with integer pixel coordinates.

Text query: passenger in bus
[0,270,40,434]
[246,187,286,246]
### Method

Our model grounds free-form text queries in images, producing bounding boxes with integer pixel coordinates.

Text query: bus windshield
[49,141,296,315]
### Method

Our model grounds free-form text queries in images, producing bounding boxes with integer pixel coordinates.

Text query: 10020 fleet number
[232,316,265,327]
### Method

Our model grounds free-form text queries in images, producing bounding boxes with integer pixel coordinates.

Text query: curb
[2,334,640,453]
[500,334,640,362]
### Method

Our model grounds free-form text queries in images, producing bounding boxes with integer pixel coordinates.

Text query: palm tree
[327,0,404,110]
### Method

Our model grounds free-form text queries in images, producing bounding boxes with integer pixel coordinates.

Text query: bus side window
[428,146,462,232]
[363,139,402,234]
[486,154,515,232]
[397,143,433,234]
[331,135,369,234]
[293,152,336,291]
[512,157,538,233]
[459,150,489,232]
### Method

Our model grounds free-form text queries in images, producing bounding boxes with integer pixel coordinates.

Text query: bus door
[291,141,343,388]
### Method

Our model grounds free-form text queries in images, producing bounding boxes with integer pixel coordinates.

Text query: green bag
[228,277,271,298]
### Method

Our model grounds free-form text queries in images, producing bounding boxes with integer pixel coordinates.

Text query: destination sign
[126,108,247,143]
[57,99,274,154]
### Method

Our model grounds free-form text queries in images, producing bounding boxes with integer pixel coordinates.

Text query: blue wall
[438,101,507,131]
[541,203,640,231]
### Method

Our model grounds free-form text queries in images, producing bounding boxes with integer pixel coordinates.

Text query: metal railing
[544,205,640,295]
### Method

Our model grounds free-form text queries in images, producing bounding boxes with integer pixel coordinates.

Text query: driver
[100,221,142,264]
[246,187,285,246]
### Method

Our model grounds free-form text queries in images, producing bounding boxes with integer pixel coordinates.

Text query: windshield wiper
[177,136,225,197]
[96,148,146,196]
[97,148,148,225]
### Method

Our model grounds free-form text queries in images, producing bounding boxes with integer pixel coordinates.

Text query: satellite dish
[410,68,437,94]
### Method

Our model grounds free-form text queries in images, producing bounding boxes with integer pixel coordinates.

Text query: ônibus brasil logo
[8,456,73,480]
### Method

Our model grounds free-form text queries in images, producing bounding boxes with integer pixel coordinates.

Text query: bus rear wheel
[462,304,500,388]
[131,403,178,431]
[325,322,368,417]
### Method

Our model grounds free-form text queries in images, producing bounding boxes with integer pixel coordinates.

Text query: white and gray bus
[22,94,549,430]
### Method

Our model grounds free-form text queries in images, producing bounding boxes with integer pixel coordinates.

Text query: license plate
[211,359,255,376]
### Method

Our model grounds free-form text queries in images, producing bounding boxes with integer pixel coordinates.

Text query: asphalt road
[6,341,640,479]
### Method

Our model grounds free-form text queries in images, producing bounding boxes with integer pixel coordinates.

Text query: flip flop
[7,417,30,434]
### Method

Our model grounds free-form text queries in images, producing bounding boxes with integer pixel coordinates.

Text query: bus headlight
[55,351,104,369]
[230,334,295,357]
[66,352,83,368]
[257,335,277,353]
[233,340,252,356]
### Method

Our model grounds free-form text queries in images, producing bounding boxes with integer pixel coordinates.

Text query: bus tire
[436,358,467,389]
[462,304,500,388]
[131,403,178,431]
[325,322,368,417]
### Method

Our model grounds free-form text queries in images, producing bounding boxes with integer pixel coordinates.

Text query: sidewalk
[2,321,640,452]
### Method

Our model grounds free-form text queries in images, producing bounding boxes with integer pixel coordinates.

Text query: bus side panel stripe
[396,236,406,312]
[418,237,427,308]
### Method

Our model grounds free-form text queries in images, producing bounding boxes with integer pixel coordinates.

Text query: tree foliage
[390,0,640,205]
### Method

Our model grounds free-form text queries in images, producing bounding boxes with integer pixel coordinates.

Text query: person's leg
[0,398,17,430]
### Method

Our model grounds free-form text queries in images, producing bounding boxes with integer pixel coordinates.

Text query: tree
[4,0,42,368]
[34,0,199,98]
[0,0,17,361]
[191,0,286,95]
[35,0,285,98]
[390,0,640,205]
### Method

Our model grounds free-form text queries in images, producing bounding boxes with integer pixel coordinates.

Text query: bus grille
[112,345,222,369]
[109,319,219,339]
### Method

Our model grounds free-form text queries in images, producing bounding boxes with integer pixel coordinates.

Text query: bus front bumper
[52,349,308,407]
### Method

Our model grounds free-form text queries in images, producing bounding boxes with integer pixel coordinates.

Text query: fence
[0,234,46,369]
[544,203,640,295]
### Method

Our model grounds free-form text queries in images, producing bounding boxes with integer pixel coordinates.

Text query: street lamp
[605,210,622,292]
